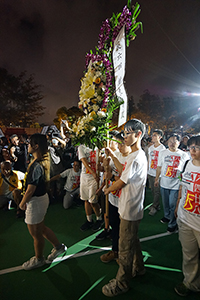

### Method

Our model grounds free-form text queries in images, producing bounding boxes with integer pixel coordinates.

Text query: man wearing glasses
[174,135,200,296]
[155,133,189,233]
[102,119,147,297]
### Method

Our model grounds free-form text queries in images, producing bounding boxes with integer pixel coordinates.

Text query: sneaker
[92,219,104,231]
[80,220,94,231]
[149,207,157,216]
[100,250,118,263]
[167,226,178,234]
[132,268,146,278]
[174,282,190,296]
[160,217,170,224]
[96,228,111,240]
[102,279,129,297]
[22,256,46,271]
[47,244,67,262]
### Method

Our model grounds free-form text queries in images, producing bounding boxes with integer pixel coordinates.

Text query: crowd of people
[0,119,199,297]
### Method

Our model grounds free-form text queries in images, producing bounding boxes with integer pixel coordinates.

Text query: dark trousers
[109,202,120,252]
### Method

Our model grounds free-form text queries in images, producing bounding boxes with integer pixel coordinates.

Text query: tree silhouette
[0,68,45,127]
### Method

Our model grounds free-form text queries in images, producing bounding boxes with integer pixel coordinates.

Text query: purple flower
[98,19,111,50]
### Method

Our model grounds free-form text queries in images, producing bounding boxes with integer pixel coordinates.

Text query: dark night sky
[0,0,200,124]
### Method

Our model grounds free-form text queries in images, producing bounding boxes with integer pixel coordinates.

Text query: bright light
[183,92,200,97]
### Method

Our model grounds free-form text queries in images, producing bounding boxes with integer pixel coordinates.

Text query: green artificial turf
[0,189,199,300]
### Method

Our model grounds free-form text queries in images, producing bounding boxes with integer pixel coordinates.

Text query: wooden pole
[105,128,110,221]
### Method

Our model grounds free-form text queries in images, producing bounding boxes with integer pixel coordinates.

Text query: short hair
[187,135,200,146]
[168,133,181,142]
[73,159,81,166]
[109,130,119,138]
[153,129,163,137]
[10,134,18,141]
[124,119,146,138]
[1,160,11,169]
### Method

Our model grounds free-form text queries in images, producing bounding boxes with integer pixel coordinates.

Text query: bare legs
[27,220,60,258]
[84,200,101,217]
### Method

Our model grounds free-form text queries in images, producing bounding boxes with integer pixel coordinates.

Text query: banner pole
[105,127,109,222]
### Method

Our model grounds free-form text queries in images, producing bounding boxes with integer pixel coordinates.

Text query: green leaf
[127,0,132,10]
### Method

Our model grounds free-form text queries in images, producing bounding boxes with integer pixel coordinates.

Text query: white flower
[91,127,96,132]
[97,110,106,118]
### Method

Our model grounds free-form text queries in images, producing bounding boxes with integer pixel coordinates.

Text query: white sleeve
[120,158,132,184]
[158,149,164,167]
[78,145,86,160]
[60,169,70,178]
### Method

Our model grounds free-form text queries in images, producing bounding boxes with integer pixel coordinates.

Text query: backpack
[179,160,190,181]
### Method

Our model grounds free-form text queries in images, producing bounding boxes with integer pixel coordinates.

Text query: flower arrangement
[78,58,112,114]
[68,1,142,150]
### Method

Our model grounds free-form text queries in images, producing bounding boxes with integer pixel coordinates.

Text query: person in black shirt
[19,133,67,270]
[9,134,27,173]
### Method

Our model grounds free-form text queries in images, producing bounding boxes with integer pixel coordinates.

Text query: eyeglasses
[123,131,135,137]
[189,145,200,151]
[118,142,125,146]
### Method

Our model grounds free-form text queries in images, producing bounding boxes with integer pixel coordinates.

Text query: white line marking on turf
[0,266,23,275]
[0,232,173,275]
[140,232,171,242]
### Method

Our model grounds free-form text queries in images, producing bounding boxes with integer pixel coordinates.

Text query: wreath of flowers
[68,1,142,150]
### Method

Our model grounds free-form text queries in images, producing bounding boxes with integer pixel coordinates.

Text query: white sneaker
[47,244,67,262]
[22,256,46,271]
[149,207,157,216]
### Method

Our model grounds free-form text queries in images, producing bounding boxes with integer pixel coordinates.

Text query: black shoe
[16,209,25,218]
[92,219,104,231]
[174,282,190,296]
[96,228,111,240]
[160,217,170,224]
[80,220,94,231]
[167,225,178,234]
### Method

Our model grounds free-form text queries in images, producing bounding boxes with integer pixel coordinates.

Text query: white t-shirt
[0,177,10,196]
[109,152,128,208]
[148,144,165,177]
[78,145,99,177]
[158,149,189,190]
[178,160,200,232]
[60,168,80,192]
[118,149,147,221]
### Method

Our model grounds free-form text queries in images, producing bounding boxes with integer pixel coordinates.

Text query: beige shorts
[25,193,49,225]
[80,174,98,203]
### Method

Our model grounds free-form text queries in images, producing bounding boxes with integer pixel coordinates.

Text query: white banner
[41,126,49,135]
[112,25,127,127]
[0,128,4,138]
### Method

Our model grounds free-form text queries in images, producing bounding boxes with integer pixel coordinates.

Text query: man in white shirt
[155,133,189,233]
[148,129,165,216]
[102,119,147,297]
[174,135,200,296]
[78,145,103,231]
[50,160,81,209]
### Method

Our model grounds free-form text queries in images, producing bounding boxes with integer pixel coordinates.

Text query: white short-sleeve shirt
[78,145,98,177]
[109,152,129,208]
[60,168,80,192]
[148,144,165,177]
[118,149,147,221]
[158,149,189,190]
[178,160,200,232]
